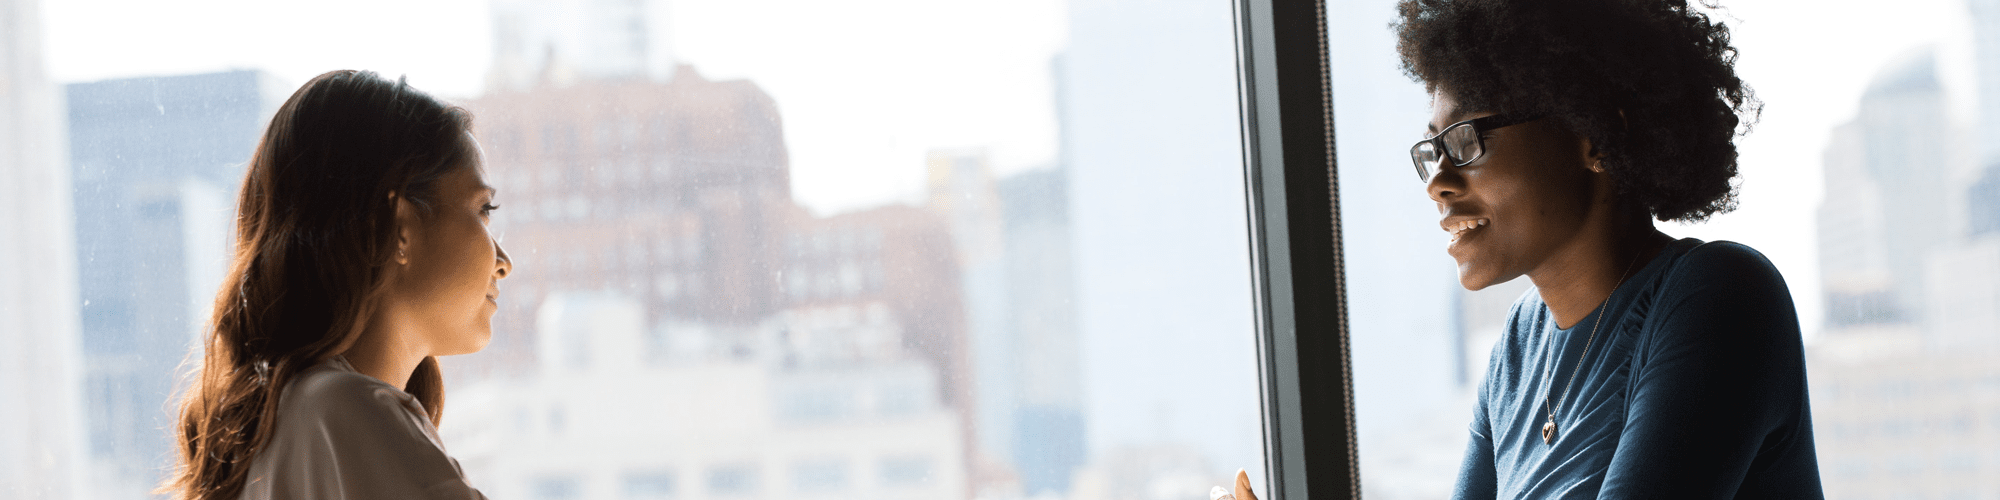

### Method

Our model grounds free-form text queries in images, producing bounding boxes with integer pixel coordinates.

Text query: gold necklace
[1540,250,1643,445]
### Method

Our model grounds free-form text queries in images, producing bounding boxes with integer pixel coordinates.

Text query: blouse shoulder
[240,357,484,500]
[285,362,429,430]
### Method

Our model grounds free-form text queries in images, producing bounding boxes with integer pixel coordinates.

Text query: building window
[878,456,932,487]
[621,471,676,499]
[789,459,848,492]
[531,476,581,500]
[705,465,758,497]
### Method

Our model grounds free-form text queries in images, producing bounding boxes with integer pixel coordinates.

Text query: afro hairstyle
[1393,0,1759,222]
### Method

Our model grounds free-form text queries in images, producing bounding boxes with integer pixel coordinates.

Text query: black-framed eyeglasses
[1409,113,1544,182]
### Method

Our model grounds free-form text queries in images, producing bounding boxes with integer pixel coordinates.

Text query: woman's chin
[438,326,493,357]
[1455,263,1507,291]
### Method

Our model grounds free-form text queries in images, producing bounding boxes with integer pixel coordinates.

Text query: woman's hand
[1235,469,1259,500]
[1212,468,1259,500]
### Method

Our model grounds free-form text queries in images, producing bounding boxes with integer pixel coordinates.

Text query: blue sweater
[1453,239,1824,499]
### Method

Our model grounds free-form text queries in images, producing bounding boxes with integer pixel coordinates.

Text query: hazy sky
[43,0,1068,217]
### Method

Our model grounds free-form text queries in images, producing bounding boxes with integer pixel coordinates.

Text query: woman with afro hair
[1394,0,1823,497]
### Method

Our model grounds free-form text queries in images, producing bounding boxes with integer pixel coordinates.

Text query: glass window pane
[7,0,1273,498]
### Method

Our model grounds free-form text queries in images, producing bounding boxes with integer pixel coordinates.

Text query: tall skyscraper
[924,150,1089,496]
[1969,0,2000,162]
[1810,47,2000,499]
[66,69,283,498]
[923,149,1016,486]
[1972,163,2000,236]
[0,0,89,496]
[994,166,1086,495]
[487,0,675,92]
[1818,49,1953,328]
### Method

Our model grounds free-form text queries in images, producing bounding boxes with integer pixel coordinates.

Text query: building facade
[0,0,89,496]
[1812,46,2000,498]
[486,0,676,93]
[459,65,982,498]
[444,293,970,500]
[65,69,282,498]
[993,166,1086,496]
[924,150,1090,496]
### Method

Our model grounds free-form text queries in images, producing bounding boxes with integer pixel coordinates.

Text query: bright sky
[41,0,1970,336]
[42,0,1068,217]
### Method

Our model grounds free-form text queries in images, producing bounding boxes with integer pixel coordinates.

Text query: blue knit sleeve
[1597,242,1823,498]
[1452,383,1498,500]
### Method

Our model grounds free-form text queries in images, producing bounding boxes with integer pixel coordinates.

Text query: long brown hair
[164,70,474,500]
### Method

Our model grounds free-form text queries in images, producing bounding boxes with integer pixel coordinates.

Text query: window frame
[1234,0,1361,498]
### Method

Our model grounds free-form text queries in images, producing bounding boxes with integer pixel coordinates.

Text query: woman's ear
[1580,137,1606,173]
[391,191,414,266]
[1583,109,1627,173]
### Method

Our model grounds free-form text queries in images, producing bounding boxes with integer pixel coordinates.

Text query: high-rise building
[993,166,1086,495]
[487,0,675,93]
[1818,120,1899,326]
[1969,0,2000,162]
[1971,163,2000,236]
[923,149,1017,490]
[924,150,1089,496]
[65,69,284,497]
[1810,47,2000,498]
[1817,49,1953,328]
[465,69,796,365]
[0,0,89,496]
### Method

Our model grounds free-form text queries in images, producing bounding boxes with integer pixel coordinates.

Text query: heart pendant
[1542,421,1556,444]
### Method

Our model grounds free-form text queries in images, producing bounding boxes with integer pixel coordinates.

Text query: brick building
[457,70,977,492]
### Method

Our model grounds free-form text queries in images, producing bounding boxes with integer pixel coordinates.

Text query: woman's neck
[1530,218,1673,329]
[342,312,427,390]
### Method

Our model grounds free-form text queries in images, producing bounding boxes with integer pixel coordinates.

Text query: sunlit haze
[44,0,1067,217]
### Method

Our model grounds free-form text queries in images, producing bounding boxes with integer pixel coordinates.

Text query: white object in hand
[1210,485,1236,500]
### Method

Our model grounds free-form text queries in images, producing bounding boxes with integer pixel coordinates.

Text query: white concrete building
[445,292,969,500]
[0,0,89,496]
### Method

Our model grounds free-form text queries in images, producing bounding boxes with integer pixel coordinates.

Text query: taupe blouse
[239,356,486,499]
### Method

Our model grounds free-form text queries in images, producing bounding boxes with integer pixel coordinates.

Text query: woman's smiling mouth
[1445,217,1488,243]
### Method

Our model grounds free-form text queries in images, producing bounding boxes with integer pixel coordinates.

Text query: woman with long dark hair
[165,69,508,500]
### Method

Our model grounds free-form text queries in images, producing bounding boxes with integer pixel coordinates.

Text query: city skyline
[37,0,1985,339]
[1804,6,2000,495]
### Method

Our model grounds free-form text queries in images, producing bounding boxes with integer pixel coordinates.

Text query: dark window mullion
[1235,0,1358,498]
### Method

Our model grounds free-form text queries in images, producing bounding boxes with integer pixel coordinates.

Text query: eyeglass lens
[1412,141,1441,182]
[1410,122,1487,182]
[1442,123,1482,164]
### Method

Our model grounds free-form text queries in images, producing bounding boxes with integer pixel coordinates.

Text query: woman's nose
[494,241,513,279]
[1427,162,1464,203]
